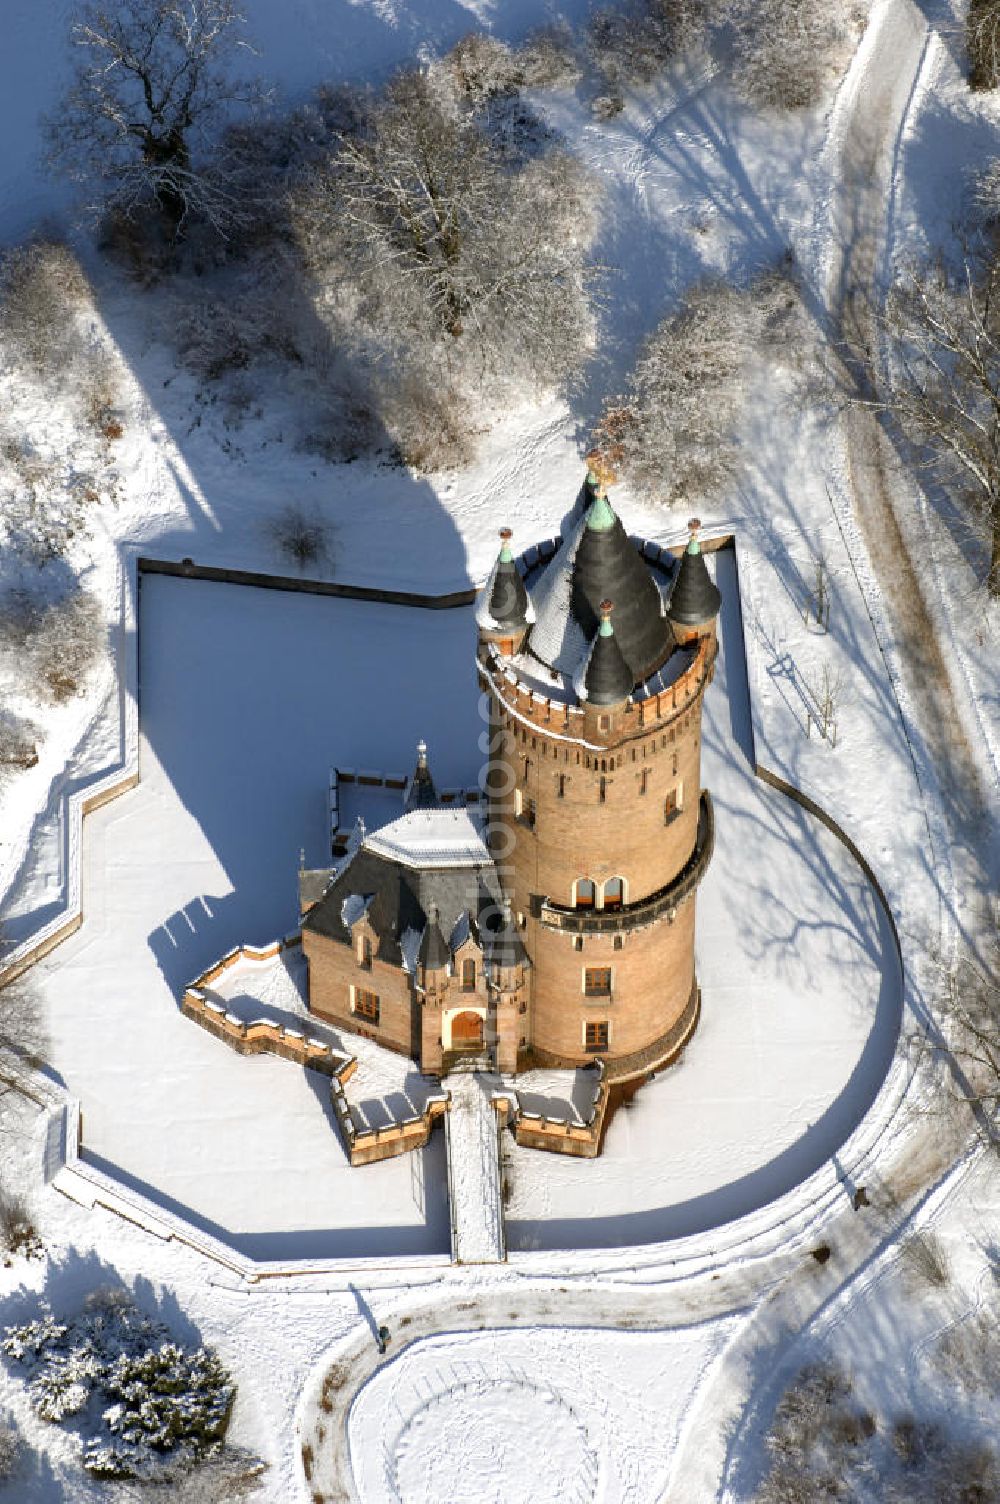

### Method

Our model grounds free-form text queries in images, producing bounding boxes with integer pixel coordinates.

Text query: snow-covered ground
[28,578,480,1257]
[346,1322,740,1504]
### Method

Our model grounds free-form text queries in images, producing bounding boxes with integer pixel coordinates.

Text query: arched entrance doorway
[450,1011,484,1050]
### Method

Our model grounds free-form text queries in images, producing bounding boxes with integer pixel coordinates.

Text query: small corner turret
[403,738,438,811]
[668,518,722,646]
[476,527,531,657]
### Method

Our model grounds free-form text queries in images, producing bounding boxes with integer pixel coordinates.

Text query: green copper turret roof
[586,492,616,531]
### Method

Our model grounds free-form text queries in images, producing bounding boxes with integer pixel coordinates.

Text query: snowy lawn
[31,578,494,1258]
[345,1322,740,1504]
[505,550,902,1252]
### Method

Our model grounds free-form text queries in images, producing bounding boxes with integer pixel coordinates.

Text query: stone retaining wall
[514,1062,610,1159]
[331,1079,450,1168]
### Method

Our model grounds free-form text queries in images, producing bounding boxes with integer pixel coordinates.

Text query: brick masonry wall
[302,930,414,1058]
[481,657,712,1067]
[526,899,697,1062]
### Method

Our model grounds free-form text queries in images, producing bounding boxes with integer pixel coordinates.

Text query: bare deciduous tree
[725,0,867,112]
[805,661,846,745]
[308,69,597,380]
[878,252,1000,596]
[968,0,1000,91]
[46,0,261,238]
[802,550,831,631]
[0,949,48,1122]
[938,932,1000,1126]
[591,265,801,506]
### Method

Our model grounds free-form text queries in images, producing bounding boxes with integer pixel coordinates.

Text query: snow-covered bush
[726,0,868,112]
[932,1309,1000,1395]
[174,295,300,383]
[0,713,40,780]
[375,369,478,472]
[886,1416,1000,1503]
[902,1231,950,1288]
[442,27,579,105]
[444,34,525,103]
[968,0,1000,92]
[757,1361,874,1502]
[0,1420,21,1481]
[267,504,334,571]
[587,1,685,89]
[757,1355,1000,1503]
[512,26,582,89]
[592,263,802,507]
[0,587,105,704]
[0,241,90,377]
[0,1188,42,1264]
[2,1289,237,1482]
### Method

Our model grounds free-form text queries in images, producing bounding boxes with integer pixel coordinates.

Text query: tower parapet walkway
[444,1071,507,1264]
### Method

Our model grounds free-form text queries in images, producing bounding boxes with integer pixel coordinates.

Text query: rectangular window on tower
[584,967,612,997]
[462,959,476,992]
[664,784,683,825]
[585,1020,609,1052]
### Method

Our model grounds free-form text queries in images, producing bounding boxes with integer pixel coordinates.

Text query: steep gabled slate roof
[303,825,502,973]
[417,913,450,971]
[485,907,529,969]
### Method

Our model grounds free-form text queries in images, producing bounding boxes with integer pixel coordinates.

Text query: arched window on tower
[603,877,625,910]
[574,879,596,909]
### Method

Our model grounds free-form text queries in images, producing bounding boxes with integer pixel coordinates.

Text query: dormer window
[358,935,373,969]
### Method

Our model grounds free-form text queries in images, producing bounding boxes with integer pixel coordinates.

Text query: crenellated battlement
[478,631,715,751]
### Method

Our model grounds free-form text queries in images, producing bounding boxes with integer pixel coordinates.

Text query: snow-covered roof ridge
[523,508,590,673]
[363,807,491,870]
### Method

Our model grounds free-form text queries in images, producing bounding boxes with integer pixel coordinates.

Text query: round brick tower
[476,479,721,1075]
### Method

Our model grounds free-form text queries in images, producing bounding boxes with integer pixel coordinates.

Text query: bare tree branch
[873,250,1000,595]
[45,0,262,239]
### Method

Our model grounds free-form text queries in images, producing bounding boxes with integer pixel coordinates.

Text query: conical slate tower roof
[488,529,530,628]
[668,521,722,627]
[580,601,633,706]
[476,529,532,634]
[403,740,437,811]
[527,485,671,682]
